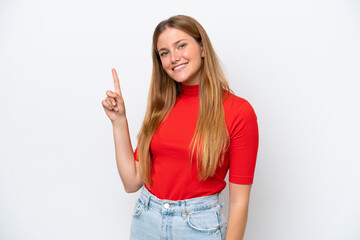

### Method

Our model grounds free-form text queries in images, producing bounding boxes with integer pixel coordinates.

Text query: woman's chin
[172,77,198,85]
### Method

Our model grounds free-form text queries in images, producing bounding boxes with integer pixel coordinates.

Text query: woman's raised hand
[102,68,126,123]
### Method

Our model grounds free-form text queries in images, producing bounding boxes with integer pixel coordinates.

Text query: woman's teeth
[173,63,187,71]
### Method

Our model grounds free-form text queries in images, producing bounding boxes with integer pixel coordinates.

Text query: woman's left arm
[225,183,252,240]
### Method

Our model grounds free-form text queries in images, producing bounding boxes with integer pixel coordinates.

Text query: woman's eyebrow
[158,39,188,52]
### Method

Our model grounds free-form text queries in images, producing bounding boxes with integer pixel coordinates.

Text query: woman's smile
[172,63,188,72]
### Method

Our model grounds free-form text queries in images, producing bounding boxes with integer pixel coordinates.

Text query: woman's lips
[173,63,188,72]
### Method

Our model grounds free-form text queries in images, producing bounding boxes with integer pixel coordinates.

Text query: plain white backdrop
[0,0,359,239]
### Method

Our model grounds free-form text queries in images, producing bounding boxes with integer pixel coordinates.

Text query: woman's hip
[130,186,227,240]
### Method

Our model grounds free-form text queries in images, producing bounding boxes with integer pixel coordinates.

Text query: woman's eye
[160,52,168,57]
[179,44,186,49]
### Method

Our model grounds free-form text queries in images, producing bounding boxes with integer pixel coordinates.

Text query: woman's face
[157,27,204,86]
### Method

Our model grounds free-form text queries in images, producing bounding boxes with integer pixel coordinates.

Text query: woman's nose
[170,52,180,63]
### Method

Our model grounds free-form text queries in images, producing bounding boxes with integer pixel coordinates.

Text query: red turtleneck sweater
[134,84,259,200]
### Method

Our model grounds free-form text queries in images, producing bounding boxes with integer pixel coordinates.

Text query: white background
[0,0,359,239]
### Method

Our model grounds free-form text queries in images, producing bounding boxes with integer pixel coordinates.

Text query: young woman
[101,15,259,240]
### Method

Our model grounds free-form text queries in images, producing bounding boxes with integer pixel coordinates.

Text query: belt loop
[143,189,151,210]
[217,192,223,208]
[181,200,186,219]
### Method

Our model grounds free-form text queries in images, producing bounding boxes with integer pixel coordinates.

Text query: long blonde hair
[137,15,234,188]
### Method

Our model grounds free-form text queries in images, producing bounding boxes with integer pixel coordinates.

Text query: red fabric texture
[134,84,259,200]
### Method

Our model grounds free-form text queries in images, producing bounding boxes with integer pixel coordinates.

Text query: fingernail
[114,107,118,111]
[112,102,116,106]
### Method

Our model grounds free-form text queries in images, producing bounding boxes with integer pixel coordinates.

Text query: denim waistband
[138,186,221,214]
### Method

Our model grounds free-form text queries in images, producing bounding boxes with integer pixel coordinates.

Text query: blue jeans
[130,186,227,240]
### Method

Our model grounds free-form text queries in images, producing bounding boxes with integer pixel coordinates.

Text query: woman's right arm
[112,117,143,193]
[102,68,143,193]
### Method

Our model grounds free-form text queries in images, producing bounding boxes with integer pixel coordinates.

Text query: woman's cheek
[162,60,170,72]
[182,51,190,59]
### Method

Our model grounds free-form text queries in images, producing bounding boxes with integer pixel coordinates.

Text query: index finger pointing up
[112,68,122,96]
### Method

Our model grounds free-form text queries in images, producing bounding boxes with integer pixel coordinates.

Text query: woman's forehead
[157,28,192,50]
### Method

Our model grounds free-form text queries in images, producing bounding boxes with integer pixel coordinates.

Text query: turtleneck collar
[180,84,199,96]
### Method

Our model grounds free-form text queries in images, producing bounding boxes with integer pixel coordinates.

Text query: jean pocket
[132,198,144,217]
[186,208,221,233]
